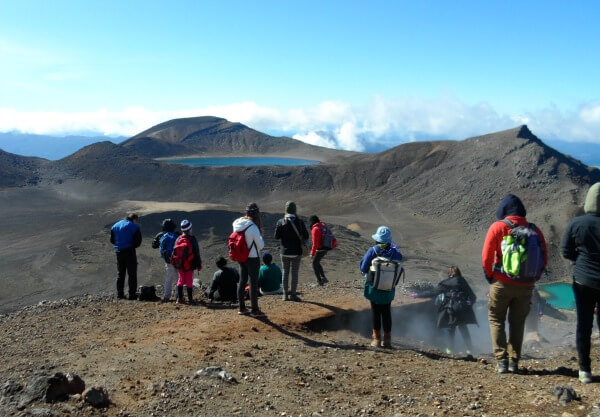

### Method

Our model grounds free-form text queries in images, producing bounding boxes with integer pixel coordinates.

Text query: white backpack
[369,257,405,291]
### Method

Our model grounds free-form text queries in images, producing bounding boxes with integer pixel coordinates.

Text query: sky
[0,0,599,151]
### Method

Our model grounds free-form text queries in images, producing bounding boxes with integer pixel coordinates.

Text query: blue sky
[0,0,599,151]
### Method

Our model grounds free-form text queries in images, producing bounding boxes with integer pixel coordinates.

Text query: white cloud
[1,97,600,150]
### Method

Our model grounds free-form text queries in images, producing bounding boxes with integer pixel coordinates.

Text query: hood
[584,183,600,214]
[233,217,254,232]
[496,194,526,220]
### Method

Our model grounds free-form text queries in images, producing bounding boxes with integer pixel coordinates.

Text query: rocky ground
[1,279,599,417]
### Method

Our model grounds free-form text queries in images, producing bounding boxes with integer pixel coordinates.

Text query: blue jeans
[573,281,600,372]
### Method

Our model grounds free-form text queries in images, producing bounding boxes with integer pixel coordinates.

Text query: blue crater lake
[538,282,575,310]
[163,157,319,167]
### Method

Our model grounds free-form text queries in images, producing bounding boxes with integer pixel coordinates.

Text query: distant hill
[121,116,354,161]
[0,132,124,160]
[0,149,47,187]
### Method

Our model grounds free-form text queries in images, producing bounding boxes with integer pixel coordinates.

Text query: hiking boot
[382,332,392,348]
[496,359,508,374]
[320,277,329,285]
[117,294,126,300]
[508,359,519,373]
[250,310,266,318]
[175,298,185,305]
[187,288,195,305]
[238,308,250,315]
[579,370,592,384]
[370,330,381,347]
[289,295,302,302]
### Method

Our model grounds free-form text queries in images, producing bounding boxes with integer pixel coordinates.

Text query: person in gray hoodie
[561,182,600,384]
[232,203,265,317]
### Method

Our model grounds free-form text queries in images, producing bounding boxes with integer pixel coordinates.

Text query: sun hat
[180,219,192,232]
[371,226,392,244]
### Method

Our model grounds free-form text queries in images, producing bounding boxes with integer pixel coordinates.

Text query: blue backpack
[500,219,545,282]
[159,232,179,264]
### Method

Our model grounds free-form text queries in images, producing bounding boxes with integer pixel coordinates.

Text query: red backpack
[171,235,194,271]
[228,225,256,263]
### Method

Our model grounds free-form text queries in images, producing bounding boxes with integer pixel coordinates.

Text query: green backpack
[500,219,545,281]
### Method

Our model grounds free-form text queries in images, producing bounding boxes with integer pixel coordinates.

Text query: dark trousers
[116,249,137,297]
[238,257,260,312]
[448,325,473,351]
[370,302,392,333]
[312,250,327,281]
[573,281,600,372]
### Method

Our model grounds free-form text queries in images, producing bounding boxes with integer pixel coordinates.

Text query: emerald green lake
[538,282,575,310]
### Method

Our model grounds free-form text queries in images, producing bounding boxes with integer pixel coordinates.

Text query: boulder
[83,386,110,408]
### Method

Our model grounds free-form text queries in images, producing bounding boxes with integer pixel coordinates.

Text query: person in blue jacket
[360,226,403,348]
[110,213,142,300]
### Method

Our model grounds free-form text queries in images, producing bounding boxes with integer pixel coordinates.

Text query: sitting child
[258,252,283,295]
[205,257,239,302]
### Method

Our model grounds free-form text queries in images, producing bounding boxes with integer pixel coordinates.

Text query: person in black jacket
[414,266,478,354]
[274,201,309,301]
[561,182,600,384]
[205,257,239,302]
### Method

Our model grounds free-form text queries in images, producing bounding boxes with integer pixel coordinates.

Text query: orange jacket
[481,215,548,287]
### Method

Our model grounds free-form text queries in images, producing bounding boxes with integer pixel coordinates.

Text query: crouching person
[360,226,403,348]
[206,257,239,302]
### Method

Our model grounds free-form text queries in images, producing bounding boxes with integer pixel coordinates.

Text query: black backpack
[151,232,165,249]
[139,286,160,301]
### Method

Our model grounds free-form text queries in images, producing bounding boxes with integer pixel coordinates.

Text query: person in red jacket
[481,194,548,374]
[309,215,337,285]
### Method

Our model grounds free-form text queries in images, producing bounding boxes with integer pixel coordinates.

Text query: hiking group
[110,185,600,385]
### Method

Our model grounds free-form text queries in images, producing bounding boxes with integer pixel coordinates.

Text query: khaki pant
[488,280,533,361]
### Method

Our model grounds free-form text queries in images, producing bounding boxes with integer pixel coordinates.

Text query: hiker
[258,252,283,295]
[309,215,337,286]
[482,194,548,373]
[360,226,403,348]
[110,213,142,300]
[561,182,600,384]
[232,203,265,317]
[172,219,202,305]
[158,218,179,302]
[274,201,309,301]
[413,266,477,354]
[205,257,239,302]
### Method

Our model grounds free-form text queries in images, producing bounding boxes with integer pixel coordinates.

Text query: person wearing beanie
[360,226,403,348]
[110,213,142,300]
[158,218,180,302]
[173,219,202,305]
[482,194,548,374]
[258,252,283,295]
[309,215,337,285]
[561,182,600,384]
[205,257,239,302]
[274,201,309,301]
[232,203,265,317]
